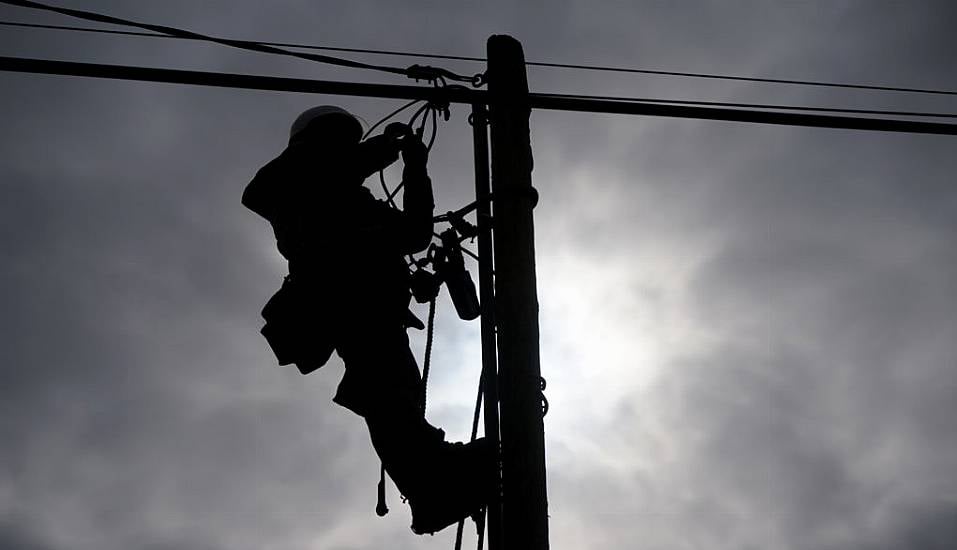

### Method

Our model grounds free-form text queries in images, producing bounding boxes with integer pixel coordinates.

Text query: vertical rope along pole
[475,102,503,550]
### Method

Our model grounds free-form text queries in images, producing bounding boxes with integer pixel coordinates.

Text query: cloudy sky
[2,2,956,549]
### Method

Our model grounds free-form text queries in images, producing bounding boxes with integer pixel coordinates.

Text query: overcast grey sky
[2,2,956,550]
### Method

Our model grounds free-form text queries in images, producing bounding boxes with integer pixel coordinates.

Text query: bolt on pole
[486,34,549,550]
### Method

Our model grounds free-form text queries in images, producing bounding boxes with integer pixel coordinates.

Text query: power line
[3,16,957,98]
[526,61,957,98]
[0,20,487,64]
[1,20,169,40]
[537,92,957,119]
[0,54,477,100]
[0,27,948,121]
[0,0,478,85]
[530,92,957,135]
[4,21,955,120]
[2,55,957,136]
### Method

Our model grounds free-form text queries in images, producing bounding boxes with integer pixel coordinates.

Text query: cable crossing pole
[487,35,549,550]
[4,56,957,135]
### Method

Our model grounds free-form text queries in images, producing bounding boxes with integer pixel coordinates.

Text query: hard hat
[288,105,362,144]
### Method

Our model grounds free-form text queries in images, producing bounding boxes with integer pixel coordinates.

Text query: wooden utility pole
[487,35,549,550]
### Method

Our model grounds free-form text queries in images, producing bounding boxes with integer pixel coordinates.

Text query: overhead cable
[0,20,487,64]
[537,92,957,119]
[0,1,482,85]
[2,55,957,136]
[525,60,957,97]
[3,17,955,97]
[4,20,952,119]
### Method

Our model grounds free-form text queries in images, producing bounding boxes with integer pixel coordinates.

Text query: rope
[420,298,436,414]
[416,238,482,550]
[367,99,441,519]
[417,261,483,550]
[454,357,488,550]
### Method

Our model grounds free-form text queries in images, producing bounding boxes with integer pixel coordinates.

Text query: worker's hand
[384,122,412,142]
[401,133,428,168]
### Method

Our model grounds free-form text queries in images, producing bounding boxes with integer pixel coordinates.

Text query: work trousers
[334,321,446,500]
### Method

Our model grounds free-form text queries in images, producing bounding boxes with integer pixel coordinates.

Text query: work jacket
[243,137,435,377]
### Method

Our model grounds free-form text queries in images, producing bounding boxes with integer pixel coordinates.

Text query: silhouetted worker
[242,105,490,535]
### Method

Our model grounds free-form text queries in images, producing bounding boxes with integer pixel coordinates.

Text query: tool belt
[259,275,335,375]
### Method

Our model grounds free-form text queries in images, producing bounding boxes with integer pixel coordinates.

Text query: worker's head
[288,105,363,146]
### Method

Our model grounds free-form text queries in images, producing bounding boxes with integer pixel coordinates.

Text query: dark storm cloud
[0,5,382,547]
[528,4,957,545]
[532,40,956,550]
[679,136,957,547]
[0,515,57,550]
[2,1,956,550]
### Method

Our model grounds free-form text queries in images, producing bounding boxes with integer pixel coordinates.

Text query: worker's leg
[363,401,445,499]
[335,327,491,534]
[365,405,491,535]
[334,325,440,488]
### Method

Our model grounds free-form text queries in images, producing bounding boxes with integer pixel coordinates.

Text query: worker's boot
[408,436,494,535]
[366,412,445,496]
[364,404,494,534]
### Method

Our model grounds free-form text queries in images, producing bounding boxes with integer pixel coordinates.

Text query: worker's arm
[351,131,434,255]
[397,135,435,254]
